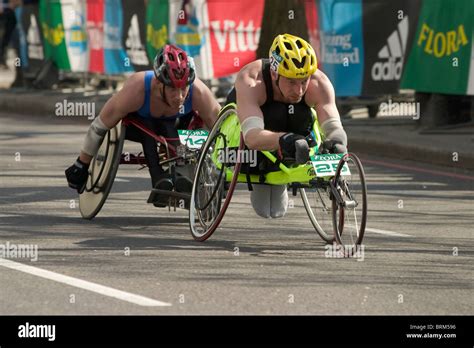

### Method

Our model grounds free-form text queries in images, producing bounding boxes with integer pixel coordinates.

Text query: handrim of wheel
[79,122,125,220]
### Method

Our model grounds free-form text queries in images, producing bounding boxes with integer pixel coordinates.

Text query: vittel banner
[317,0,364,96]
[204,0,264,78]
[361,0,422,95]
[87,0,105,73]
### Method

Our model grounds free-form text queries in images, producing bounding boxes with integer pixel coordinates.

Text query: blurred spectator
[0,0,21,69]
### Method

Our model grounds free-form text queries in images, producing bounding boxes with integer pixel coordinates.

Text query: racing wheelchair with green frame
[189,103,368,253]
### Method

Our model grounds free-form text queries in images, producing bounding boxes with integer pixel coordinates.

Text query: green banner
[145,0,169,61]
[39,0,71,70]
[401,0,473,94]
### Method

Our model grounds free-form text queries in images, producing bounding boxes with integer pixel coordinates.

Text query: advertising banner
[86,0,104,73]
[361,0,422,95]
[103,0,133,74]
[61,0,88,72]
[22,2,45,74]
[39,0,71,70]
[15,7,28,70]
[401,0,474,95]
[305,0,322,71]
[317,0,364,96]
[175,0,202,58]
[122,0,150,71]
[145,0,169,63]
[204,0,264,78]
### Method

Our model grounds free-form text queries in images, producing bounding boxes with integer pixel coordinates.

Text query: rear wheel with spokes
[189,105,243,241]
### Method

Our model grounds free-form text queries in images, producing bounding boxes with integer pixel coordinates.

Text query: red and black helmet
[153,44,196,88]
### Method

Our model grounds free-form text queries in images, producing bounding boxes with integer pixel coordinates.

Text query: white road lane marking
[0,258,171,307]
[346,225,412,237]
[366,227,412,237]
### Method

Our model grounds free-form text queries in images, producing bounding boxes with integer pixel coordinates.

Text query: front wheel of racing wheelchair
[299,154,367,247]
[331,152,367,253]
[299,153,367,256]
[302,151,367,251]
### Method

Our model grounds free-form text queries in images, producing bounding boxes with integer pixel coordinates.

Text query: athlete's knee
[250,186,271,218]
[250,184,288,219]
[269,185,288,218]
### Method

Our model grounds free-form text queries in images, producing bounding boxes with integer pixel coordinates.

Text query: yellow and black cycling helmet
[269,34,317,79]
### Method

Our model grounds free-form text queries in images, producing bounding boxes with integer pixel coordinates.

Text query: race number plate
[310,153,351,177]
[178,129,209,149]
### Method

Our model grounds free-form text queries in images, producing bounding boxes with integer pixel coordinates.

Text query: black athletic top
[226,58,313,137]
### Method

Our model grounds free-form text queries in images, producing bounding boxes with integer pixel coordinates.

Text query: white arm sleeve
[321,118,347,145]
[81,117,110,157]
[240,116,264,141]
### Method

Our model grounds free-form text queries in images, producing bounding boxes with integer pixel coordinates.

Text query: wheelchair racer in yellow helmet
[225,33,348,219]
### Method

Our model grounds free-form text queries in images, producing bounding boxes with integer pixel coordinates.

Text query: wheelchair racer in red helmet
[65,44,220,206]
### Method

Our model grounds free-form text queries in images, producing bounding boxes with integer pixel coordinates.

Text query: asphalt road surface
[0,112,473,315]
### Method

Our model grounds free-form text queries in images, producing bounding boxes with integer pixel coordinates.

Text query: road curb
[0,90,109,118]
[349,136,474,171]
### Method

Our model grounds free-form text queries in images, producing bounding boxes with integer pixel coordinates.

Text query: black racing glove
[319,139,347,154]
[65,157,90,194]
[279,133,311,165]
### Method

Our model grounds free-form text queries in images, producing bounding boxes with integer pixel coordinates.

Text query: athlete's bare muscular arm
[235,61,285,151]
[79,73,145,163]
[305,70,341,125]
[191,77,221,129]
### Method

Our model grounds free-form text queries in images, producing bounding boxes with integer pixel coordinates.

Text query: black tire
[79,122,125,219]
[332,153,367,255]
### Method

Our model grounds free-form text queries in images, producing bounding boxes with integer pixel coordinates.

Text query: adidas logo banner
[362,0,422,95]
[121,0,151,70]
[21,3,46,75]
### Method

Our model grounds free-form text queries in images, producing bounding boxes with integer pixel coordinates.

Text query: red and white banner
[86,0,104,73]
[201,0,264,79]
[305,0,322,70]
